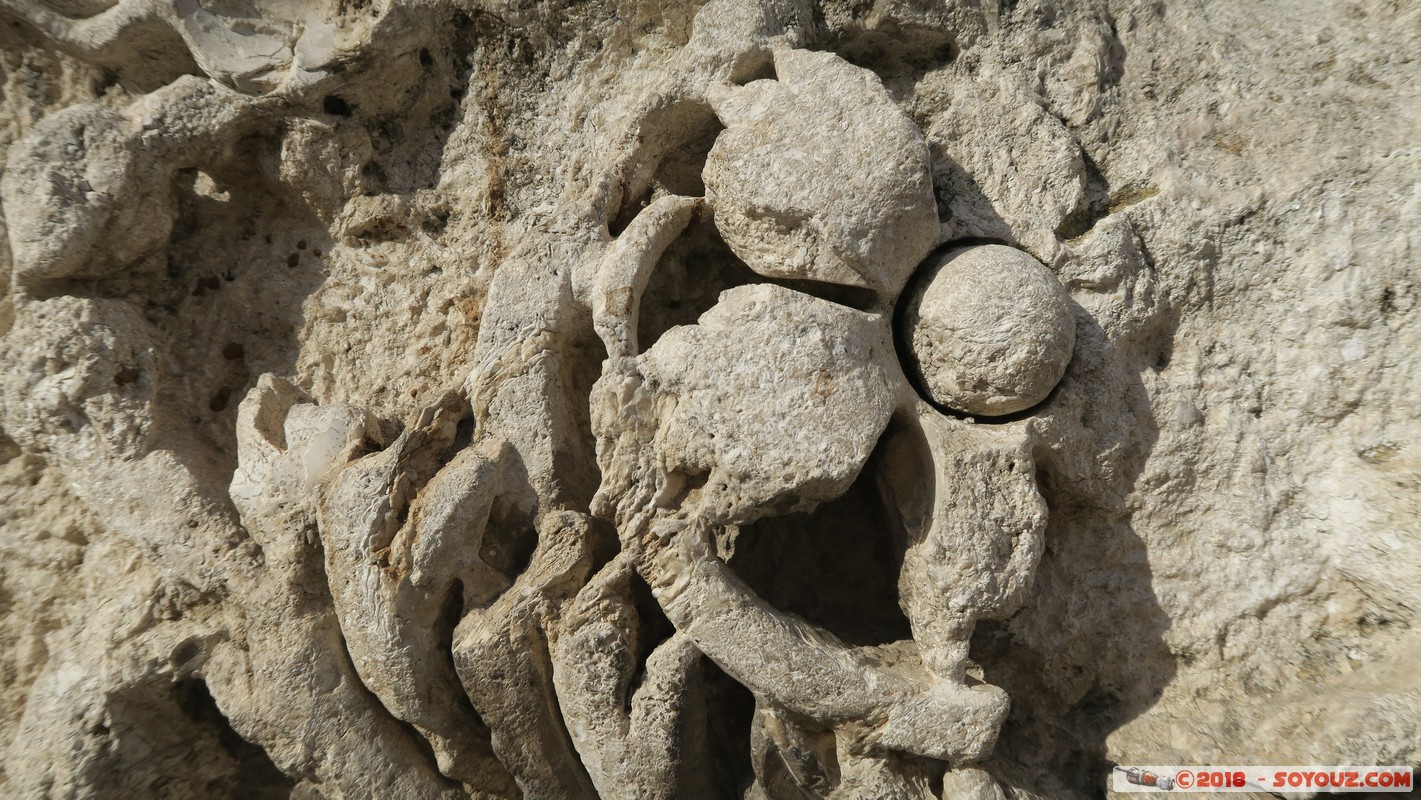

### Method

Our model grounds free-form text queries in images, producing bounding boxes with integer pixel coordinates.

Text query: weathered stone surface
[0,0,1417,798]
[902,244,1076,416]
[703,47,939,294]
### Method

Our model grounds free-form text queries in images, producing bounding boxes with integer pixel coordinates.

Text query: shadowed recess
[728,433,913,648]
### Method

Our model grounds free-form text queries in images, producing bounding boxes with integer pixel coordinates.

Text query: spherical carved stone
[901,245,1076,416]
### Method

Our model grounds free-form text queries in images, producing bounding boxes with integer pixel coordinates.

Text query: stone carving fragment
[703,47,939,293]
[902,244,1077,416]
[2,76,260,284]
[5,0,1407,797]
[0,0,403,93]
[0,0,1078,791]
[586,41,1073,795]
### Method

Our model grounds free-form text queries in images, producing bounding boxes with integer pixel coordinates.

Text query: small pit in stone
[322,95,352,116]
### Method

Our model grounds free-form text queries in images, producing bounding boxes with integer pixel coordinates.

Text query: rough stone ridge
[0,0,1417,798]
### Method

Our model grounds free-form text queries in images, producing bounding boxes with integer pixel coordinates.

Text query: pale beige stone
[902,244,1076,416]
[0,0,1417,798]
[702,46,939,295]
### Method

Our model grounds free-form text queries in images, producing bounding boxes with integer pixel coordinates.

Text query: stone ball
[901,244,1076,416]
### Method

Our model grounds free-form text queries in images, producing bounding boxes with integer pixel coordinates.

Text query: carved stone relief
[0,0,1417,798]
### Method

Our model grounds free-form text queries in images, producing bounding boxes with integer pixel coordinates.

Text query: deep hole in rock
[436,580,465,655]
[827,28,959,81]
[434,415,477,472]
[654,118,723,198]
[608,100,723,236]
[701,659,757,798]
[608,182,655,237]
[322,95,353,117]
[750,706,842,796]
[435,578,502,752]
[728,432,914,647]
[479,500,538,579]
[624,571,678,714]
[556,327,611,509]
[174,679,295,799]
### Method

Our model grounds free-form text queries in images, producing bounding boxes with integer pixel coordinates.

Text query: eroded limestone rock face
[0,1,1417,798]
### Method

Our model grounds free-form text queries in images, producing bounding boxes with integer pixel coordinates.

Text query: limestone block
[0,0,1416,798]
